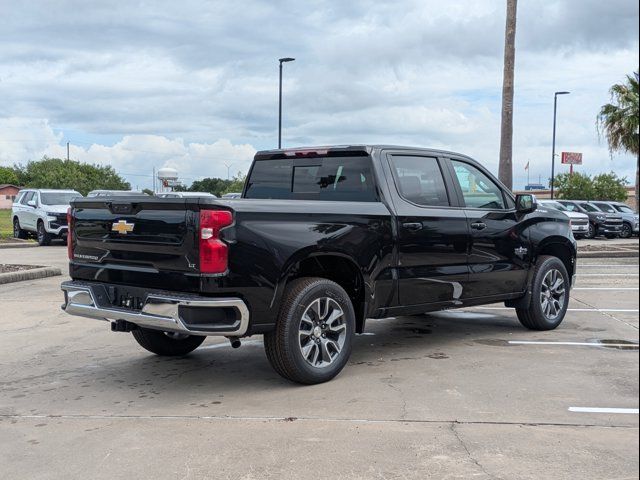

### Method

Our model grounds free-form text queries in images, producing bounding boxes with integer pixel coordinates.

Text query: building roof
[0,184,20,190]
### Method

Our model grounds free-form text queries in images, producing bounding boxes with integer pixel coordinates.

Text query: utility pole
[278,57,295,149]
[67,141,70,161]
[498,0,517,190]
[224,163,234,180]
[550,91,570,199]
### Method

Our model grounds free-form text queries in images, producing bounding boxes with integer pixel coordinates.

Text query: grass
[0,209,12,238]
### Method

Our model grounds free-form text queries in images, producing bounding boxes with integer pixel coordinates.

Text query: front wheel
[132,327,205,356]
[585,223,596,239]
[36,221,52,246]
[620,223,633,239]
[264,277,355,384]
[516,256,570,331]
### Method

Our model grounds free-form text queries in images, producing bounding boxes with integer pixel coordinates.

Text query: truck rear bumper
[61,281,249,337]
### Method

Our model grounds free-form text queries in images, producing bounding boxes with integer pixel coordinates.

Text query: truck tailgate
[70,197,204,291]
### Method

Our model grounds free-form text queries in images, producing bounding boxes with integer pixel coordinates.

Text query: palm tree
[597,72,639,210]
[498,0,518,190]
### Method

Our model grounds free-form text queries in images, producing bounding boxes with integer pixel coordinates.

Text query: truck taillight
[199,209,233,274]
[67,207,74,260]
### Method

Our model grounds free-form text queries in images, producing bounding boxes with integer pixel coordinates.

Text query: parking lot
[0,246,638,479]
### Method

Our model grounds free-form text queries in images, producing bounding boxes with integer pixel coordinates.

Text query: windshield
[542,201,567,211]
[579,203,600,213]
[614,204,635,214]
[40,192,80,205]
[594,202,616,213]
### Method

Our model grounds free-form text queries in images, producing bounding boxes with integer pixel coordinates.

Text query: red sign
[561,152,582,165]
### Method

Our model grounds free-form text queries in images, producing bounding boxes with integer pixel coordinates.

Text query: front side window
[593,202,616,213]
[579,203,600,213]
[615,204,634,213]
[389,155,449,207]
[21,192,34,205]
[451,161,505,209]
[245,156,377,202]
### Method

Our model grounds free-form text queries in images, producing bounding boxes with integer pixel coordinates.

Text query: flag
[524,161,529,171]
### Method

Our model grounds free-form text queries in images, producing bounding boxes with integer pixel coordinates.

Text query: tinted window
[390,155,449,207]
[451,161,505,209]
[615,204,634,213]
[593,202,616,213]
[245,156,377,201]
[21,192,34,205]
[559,202,578,212]
[40,192,80,205]
[542,201,568,211]
[579,203,600,213]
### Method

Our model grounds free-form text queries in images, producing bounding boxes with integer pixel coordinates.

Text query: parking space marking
[573,287,639,291]
[569,407,639,415]
[576,273,639,277]
[509,341,638,348]
[578,265,639,268]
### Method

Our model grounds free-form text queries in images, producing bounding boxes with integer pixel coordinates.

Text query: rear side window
[389,155,449,207]
[245,156,377,201]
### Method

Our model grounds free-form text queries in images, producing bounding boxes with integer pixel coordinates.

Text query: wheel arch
[277,250,369,334]
[535,237,577,282]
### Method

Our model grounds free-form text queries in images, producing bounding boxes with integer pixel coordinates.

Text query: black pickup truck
[61,145,577,384]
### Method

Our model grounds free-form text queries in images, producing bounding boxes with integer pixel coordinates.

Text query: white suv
[12,189,82,245]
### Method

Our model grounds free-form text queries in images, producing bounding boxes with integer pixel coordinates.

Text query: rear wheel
[13,218,28,239]
[264,277,355,384]
[36,221,52,246]
[516,256,570,331]
[132,327,205,356]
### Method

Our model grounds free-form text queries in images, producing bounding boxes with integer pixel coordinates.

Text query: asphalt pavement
[0,245,638,479]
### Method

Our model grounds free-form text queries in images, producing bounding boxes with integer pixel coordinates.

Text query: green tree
[597,72,639,210]
[553,172,595,200]
[220,172,247,196]
[0,166,20,185]
[14,157,130,196]
[189,177,232,196]
[592,172,629,201]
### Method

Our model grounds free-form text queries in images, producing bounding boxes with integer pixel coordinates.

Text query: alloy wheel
[298,297,347,368]
[540,269,566,320]
[620,224,632,239]
[13,219,20,238]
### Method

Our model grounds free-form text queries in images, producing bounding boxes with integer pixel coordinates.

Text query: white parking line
[569,407,639,414]
[573,287,639,291]
[578,264,639,268]
[473,306,639,313]
[509,341,638,348]
[576,273,638,277]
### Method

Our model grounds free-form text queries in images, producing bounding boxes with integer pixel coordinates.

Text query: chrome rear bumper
[61,281,249,337]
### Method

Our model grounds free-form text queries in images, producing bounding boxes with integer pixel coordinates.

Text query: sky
[0,0,638,190]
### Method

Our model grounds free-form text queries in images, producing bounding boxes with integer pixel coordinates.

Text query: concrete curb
[578,250,639,259]
[0,266,62,284]
[0,241,38,249]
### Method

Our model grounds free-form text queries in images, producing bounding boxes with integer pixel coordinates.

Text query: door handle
[470,221,487,230]
[402,222,423,231]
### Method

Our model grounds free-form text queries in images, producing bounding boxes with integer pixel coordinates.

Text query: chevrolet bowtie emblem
[112,220,135,234]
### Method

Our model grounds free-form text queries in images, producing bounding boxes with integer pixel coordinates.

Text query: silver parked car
[592,201,639,239]
[539,200,590,239]
[12,189,82,245]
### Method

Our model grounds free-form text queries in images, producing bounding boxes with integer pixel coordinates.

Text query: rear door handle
[402,222,423,231]
[470,221,487,230]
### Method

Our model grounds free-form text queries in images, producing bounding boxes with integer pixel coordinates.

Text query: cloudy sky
[1,0,638,190]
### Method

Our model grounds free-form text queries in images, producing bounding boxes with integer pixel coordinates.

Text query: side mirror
[515,194,537,214]
[27,200,37,208]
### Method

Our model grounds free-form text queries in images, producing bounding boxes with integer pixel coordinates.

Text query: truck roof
[254,145,473,160]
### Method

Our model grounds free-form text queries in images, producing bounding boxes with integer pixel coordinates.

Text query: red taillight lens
[199,210,233,274]
[67,207,74,260]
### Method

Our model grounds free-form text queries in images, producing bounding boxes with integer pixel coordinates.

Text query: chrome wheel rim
[298,297,347,368]
[621,224,631,238]
[37,224,44,242]
[540,269,566,320]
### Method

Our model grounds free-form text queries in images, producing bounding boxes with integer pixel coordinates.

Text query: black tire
[516,256,570,331]
[585,223,596,239]
[264,277,355,385]
[13,218,28,239]
[620,223,633,239]
[131,327,205,356]
[36,221,52,246]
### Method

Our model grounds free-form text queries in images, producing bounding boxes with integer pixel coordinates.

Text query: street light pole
[278,57,295,149]
[550,91,570,199]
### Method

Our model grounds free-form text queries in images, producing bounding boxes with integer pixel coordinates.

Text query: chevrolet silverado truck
[61,145,577,384]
